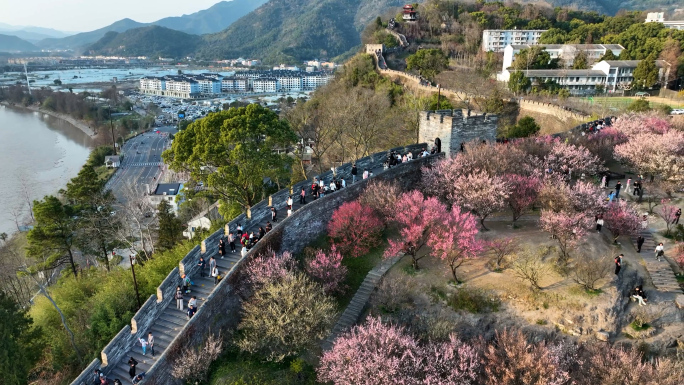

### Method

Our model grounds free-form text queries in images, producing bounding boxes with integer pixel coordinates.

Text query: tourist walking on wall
[228,232,236,253]
[614,254,623,276]
[211,265,219,285]
[236,224,243,237]
[675,208,681,224]
[300,187,306,204]
[128,357,138,379]
[641,215,648,231]
[636,235,645,253]
[265,221,272,233]
[626,178,631,194]
[148,332,155,358]
[175,286,184,310]
[209,256,216,276]
[197,257,206,277]
[615,181,622,199]
[218,239,226,259]
[351,163,357,183]
[271,207,278,222]
[600,175,606,188]
[363,169,369,180]
[596,216,604,232]
[138,337,148,356]
[287,195,293,209]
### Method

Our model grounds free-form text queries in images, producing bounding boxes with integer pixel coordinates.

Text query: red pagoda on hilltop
[403,4,417,22]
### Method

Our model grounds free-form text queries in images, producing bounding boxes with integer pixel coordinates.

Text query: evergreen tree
[156,199,183,252]
[27,196,79,277]
[633,55,659,89]
[508,71,531,95]
[0,292,44,384]
[573,50,589,69]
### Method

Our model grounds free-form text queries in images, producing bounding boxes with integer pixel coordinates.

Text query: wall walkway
[70,143,438,385]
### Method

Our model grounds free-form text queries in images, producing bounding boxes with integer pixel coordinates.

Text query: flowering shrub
[328,200,383,258]
[305,246,347,294]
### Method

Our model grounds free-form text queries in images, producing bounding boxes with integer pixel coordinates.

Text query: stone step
[158,313,187,327]
[109,366,133,382]
[154,318,184,332]
[149,323,177,338]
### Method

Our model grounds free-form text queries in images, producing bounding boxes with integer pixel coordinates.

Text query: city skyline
[0,0,224,32]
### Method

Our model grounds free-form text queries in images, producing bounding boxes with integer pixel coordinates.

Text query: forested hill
[198,0,409,64]
[545,0,682,15]
[86,26,202,58]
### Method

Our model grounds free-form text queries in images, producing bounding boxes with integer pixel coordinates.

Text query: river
[0,105,93,236]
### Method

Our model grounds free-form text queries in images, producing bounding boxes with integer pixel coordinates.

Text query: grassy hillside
[545,0,683,15]
[0,33,38,52]
[85,26,202,58]
[199,0,408,64]
[154,0,269,35]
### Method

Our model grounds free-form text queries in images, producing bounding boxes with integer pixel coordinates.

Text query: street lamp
[130,254,142,309]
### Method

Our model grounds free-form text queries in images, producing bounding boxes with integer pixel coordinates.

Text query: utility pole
[109,105,117,155]
[130,254,142,310]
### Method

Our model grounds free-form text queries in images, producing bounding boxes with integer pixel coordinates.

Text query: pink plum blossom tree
[430,206,484,281]
[328,200,383,258]
[384,191,446,270]
[544,142,605,177]
[603,201,641,244]
[504,174,541,223]
[448,171,509,230]
[244,250,295,289]
[658,199,679,236]
[539,210,593,263]
[614,130,684,186]
[305,246,347,294]
[318,317,421,385]
[422,335,480,385]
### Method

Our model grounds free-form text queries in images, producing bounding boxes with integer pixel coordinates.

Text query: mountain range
[36,0,268,51]
[0,34,39,52]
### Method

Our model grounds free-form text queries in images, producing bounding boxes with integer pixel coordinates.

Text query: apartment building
[278,76,303,92]
[645,12,684,30]
[500,44,624,79]
[482,29,547,52]
[253,78,279,93]
[499,59,670,95]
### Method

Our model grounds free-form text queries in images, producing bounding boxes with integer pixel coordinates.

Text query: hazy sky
[0,0,225,32]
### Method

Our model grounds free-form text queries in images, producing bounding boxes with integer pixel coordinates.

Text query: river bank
[1,101,98,137]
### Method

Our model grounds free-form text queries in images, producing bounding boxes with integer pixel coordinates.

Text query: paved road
[106,125,177,203]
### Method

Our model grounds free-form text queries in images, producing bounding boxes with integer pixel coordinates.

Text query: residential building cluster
[645,12,684,30]
[216,58,262,67]
[140,70,334,98]
[495,42,672,94]
[481,29,547,52]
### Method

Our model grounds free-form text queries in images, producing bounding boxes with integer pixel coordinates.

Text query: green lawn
[576,96,684,110]
[93,165,116,182]
[209,350,317,385]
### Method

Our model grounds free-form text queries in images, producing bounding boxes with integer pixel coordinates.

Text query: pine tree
[156,199,183,252]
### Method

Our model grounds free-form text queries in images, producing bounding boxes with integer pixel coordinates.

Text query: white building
[499,44,624,80]
[140,76,165,91]
[104,155,121,168]
[253,78,278,93]
[500,59,671,95]
[148,183,184,213]
[645,12,684,30]
[302,73,333,90]
[277,76,303,91]
[481,29,547,52]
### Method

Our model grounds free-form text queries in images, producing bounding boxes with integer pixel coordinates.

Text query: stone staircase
[322,254,403,351]
[108,253,241,381]
[631,231,682,294]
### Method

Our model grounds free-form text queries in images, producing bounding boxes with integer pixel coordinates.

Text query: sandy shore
[1,101,98,137]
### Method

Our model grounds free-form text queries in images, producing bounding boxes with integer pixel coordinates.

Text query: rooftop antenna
[24,62,31,95]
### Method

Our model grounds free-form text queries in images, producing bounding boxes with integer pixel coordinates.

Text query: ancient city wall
[418,110,498,157]
[70,143,431,385]
[141,152,443,385]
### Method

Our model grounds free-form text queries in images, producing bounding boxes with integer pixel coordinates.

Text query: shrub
[305,246,347,294]
[328,201,383,258]
[318,317,421,385]
[171,333,223,383]
[508,116,541,138]
[237,273,336,362]
[448,286,500,313]
[626,99,651,112]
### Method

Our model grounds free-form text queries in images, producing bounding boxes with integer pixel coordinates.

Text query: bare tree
[513,248,548,291]
[171,333,223,383]
[487,237,519,270]
[116,183,158,260]
[572,253,611,291]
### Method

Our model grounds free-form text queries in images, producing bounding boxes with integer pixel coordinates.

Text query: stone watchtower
[418,110,498,158]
